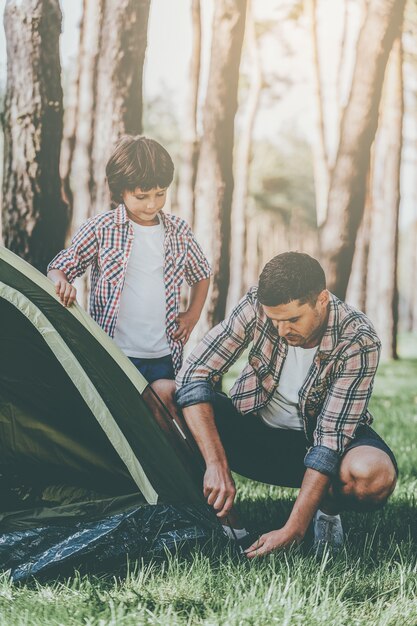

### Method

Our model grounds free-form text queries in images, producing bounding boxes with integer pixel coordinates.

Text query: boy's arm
[47,269,77,307]
[173,277,210,344]
[47,218,99,306]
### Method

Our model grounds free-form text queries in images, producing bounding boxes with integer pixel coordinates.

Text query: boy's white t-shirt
[113,219,171,358]
[258,345,318,430]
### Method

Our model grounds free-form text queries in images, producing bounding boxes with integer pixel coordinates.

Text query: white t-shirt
[113,219,171,358]
[258,345,318,430]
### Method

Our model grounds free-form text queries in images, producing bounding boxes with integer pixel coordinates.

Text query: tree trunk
[2,0,69,272]
[320,0,406,298]
[63,0,150,306]
[410,220,417,333]
[365,37,403,360]
[90,0,151,214]
[193,0,247,336]
[226,0,261,312]
[307,0,331,227]
[177,0,201,229]
[346,168,373,312]
[61,0,104,307]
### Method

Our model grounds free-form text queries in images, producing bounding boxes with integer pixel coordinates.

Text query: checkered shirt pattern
[176,287,381,462]
[48,204,212,373]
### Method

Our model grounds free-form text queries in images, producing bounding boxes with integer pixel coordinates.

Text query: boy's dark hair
[106,135,174,204]
[258,252,326,307]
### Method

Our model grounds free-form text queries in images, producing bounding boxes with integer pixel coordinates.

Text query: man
[158,252,398,557]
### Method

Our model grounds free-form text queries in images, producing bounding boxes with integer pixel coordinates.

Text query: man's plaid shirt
[48,204,212,373]
[176,287,381,476]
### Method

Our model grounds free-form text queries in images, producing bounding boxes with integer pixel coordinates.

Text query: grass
[0,350,416,624]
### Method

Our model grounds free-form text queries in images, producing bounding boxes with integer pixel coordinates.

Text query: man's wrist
[282,519,307,541]
[206,458,229,469]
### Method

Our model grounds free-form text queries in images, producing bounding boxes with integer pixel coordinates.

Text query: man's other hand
[203,462,236,518]
[244,526,304,558]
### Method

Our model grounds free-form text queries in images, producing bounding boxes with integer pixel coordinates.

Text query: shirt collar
[113,203,129,225]
[113,204,170,229]
[318,292,340,354]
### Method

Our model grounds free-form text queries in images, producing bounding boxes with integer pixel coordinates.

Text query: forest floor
[1,343,416,625]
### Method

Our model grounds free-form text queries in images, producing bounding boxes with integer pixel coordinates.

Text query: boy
[47,135,211,383]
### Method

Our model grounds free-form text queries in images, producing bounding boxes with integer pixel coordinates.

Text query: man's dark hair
[106,135,174,204]
[258,252,326,306]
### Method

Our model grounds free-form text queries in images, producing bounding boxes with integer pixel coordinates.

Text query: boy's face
[122,187,167,224]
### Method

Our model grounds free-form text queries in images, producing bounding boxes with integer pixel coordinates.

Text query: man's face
[262,290,329,348]
[122,186,167,224]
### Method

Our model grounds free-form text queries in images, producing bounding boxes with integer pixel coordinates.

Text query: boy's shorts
[212,392,398,488]
[129,354,175,384]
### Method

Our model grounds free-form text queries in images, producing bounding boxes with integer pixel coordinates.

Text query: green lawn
[1,354,416,625]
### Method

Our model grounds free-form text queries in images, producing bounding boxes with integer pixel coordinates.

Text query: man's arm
[176,291,258,514]
[173,277,210,344]
[245,468,330,557]
[246,342,381,557]
[182,402,236,518]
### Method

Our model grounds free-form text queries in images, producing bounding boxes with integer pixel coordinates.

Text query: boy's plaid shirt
[48,204,212,373]
[176,287,381,476]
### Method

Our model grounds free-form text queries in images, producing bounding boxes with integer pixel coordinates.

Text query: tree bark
[2,0,69,272]
[177,0,201,228]
[320,0,406,298]
[60,0,104,307]
[193,0,247,336]
[346,168,372,312]
[90,0,151,214]
[365,37,403,360]
[226,0,261,312]
[307,0,330,228]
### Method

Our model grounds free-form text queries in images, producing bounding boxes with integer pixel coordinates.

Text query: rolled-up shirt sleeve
[184,226,212,286]
[47,218,98,283]
[304,343,380,476]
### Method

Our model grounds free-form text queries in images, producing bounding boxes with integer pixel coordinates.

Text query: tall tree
[63,0,150,306]
[226,0,262,312]
[365,37,403,360]
[193,0,247,335]
[90,0,151,214]
[177,0,202,228]
[319,0,406,298]
[65,0,151,223]
[2,0,69,272]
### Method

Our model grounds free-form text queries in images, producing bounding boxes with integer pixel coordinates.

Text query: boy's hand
[173,311,198,345]
[55,280,77,307]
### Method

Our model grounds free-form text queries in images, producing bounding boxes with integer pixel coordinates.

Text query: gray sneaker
[313,510,344,557]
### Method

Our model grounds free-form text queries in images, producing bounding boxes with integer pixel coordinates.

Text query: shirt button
[212,374,220,383]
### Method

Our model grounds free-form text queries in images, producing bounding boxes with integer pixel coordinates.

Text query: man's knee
[150,378,176,404]
[336,446,397,512]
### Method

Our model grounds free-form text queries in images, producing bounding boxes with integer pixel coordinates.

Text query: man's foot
[313,509,344,557]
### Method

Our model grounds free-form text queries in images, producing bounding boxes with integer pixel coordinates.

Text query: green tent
[0,247,218,581]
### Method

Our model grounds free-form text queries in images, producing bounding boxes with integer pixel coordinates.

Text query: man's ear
[317,289,329,308]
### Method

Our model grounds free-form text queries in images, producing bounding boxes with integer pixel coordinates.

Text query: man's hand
[244,526,304,558]
[173,311,198,345]
[55,279,77,307]
[203,462,236,518]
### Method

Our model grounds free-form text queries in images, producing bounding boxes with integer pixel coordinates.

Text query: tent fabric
[0,281,158,503]
[0,247,218,580]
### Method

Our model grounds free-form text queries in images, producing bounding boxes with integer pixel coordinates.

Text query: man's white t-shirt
[258,345,318,430]
[113,219,171,358]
